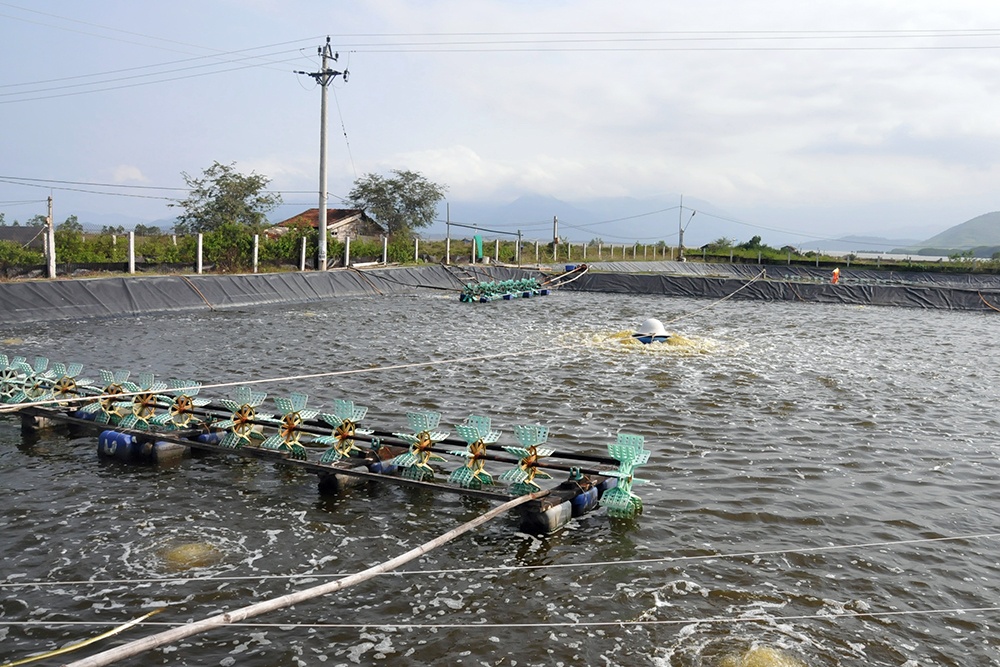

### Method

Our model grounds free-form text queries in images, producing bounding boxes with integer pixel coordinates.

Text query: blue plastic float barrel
[97,430,188,465]
[520,500,573,534]
[194,432,226,445]
[317,468,367,494]
[368,460,397,475]
[98,430,138,462]
[596,476,618,495]
[570,486,600,517]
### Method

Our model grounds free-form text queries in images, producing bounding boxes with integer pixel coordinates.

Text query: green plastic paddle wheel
[448,414,500,489]
[390,411,449,481]
[599,433,651,519]
[5,356,57,404]
[215,386,272,449]
[0,355,32,404]
[149,380,211,430]
[117,372,168,431]
[259,392,318,461]
[499,424,555,496]
[315,399,373,464]
[77,370,139,425]
[48,362,95,408]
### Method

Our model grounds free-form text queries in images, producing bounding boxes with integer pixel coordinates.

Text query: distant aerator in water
[632,318,671,344]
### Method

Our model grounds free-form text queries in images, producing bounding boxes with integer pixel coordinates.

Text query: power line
[330,28,1000,37]
[0,45,314,93]
[0,2,325,74]
[0,176,185,191]
[0,178,177,201]
[0,199,47,206]
[320,28,1000,52]
[0,52,310,105]
[0,176,352,212]
[3,24,998,103]
[351,44,1000,54]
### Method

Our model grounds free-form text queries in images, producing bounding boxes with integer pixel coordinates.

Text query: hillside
[913,211,1000,250]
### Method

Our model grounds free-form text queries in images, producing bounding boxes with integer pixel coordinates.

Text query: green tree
[347,169,446,238]
[0,212,5,226]
[259,224,315,265]
[134,224,163,236]
[58,215,84,233]
[171,161,282,235]
[707,237,735,251]
[0,240,43,265]
[202,222,256,272]
[101,225,126,235]
[26,214,47,228]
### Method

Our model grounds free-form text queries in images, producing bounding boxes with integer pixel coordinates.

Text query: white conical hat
[634,318,668,337]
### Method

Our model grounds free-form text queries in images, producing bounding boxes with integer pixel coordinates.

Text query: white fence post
[128,231,135,274]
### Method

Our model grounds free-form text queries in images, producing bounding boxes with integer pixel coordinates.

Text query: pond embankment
[566,261,1000,313]
[0,265,529,324]
[1,261,998,325]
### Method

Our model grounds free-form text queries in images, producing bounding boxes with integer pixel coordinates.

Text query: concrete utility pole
[297,37,348,270]
[553,215,559,246]
[46,196,55,279]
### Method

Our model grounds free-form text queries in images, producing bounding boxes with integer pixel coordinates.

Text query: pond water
[1,289,999,666]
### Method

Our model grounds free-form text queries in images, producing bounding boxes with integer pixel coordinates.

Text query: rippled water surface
[2,289,999,666]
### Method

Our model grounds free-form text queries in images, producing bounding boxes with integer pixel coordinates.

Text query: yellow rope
[348,266,385,295]
[0,610,160,667]
[979,292,1000,313]
[180,276,215,311]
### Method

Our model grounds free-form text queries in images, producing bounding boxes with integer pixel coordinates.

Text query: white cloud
[111,165,148,184]
[6,0,1000,233]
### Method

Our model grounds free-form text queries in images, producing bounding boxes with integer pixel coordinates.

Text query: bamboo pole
[66,492,542,667]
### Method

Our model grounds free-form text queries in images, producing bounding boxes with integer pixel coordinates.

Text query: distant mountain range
[436,196,1000,257]
[897,211,1000,256]
[431,193,804,248]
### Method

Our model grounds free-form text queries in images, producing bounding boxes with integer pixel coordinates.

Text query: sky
[3,0,1000,246]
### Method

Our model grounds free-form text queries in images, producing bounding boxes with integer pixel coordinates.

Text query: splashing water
[589,330,717,355]
[157,541,224,571]
[719,646,808,667]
